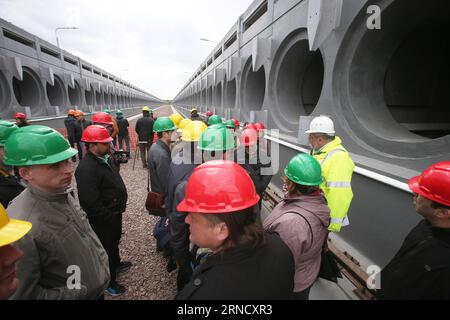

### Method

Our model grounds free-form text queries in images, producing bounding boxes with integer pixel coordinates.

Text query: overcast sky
[0,0,254,100]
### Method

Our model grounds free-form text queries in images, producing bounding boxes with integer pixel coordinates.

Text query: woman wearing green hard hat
[0,203,31,300]
[263,153,330,300]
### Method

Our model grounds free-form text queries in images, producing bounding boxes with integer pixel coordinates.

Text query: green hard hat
[3,125,78,166]
[199,124,236,152]
[208,115,223,126]
[153,117,177,133]
[225,120,236,129]
[103,109,111,115]
[116,110,123,116]
[284,153,323,186]
[0,121,19,147]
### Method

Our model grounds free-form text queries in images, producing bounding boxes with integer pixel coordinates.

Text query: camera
[114,150,129,164]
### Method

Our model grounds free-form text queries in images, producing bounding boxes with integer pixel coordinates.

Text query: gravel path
[106,106,178,300]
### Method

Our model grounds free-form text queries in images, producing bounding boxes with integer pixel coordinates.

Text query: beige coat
[7,185,110,300]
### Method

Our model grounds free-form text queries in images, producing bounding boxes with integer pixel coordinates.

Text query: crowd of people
[0,107,449,300]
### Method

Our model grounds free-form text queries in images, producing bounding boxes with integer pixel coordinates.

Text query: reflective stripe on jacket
[312,136,354,232]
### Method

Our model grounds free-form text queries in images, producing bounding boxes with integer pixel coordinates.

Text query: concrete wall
[173,0,450,175]
[0,18,163,120]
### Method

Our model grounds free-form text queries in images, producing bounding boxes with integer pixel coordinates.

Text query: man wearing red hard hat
[175,160,294,300]
[75,125,130,297]
[379,162,450,300]
[14,112,29,128]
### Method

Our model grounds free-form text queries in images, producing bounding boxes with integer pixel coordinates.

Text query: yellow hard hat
[177,118,193,133]
[169,113,184,127]
[182,120,207,142]
[0,203,32,247]
[142,106,151,112]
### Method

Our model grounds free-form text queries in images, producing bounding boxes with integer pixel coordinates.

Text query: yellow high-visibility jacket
[312,137,355,233]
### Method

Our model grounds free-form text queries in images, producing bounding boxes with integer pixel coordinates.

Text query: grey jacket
[263,193,330,292]
[7,185,110,300]
[148,139,171,195]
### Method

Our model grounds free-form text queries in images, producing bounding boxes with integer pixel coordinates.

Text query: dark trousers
[75,140,83,160]
[118,135,131,153]
[138,142,150,168]
[68,137,77,161]
[90,214,123,286]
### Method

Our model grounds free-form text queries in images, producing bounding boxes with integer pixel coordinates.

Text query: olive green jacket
[7,185,110,300]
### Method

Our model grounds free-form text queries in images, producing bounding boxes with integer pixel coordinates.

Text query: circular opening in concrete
[95,91,102,107]
[0,71,9,110]
[241,59,266,111]
[224,79,236,108]
[207,87,213,107]
[46,75,66,107]
[85,86,94,106]
[12,67,42,109]
[68,80,81,107]
[271,33,324,129]
[334,0,450,156]
[214,84,222,108]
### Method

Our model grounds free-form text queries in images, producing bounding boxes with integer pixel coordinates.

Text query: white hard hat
[305,116,335,135]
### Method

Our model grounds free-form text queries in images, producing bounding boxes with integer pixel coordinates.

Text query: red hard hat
[177,160,260,214]
[92,112,113,125]
[254,122,266,131]
[206,111,213,117]
[81,125,113,143]
[408,162,450,207]
[232,118,240,127]
[14,112,26,119]
[244,123,257,131]
[241,128,258,147]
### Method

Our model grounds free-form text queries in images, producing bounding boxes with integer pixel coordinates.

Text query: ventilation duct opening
[95,91,102,107]
[68,81,81,107]
[272,37,324,126]
[214,84,222,108]
[86,86,95,107]
[334,0,450,157]
[207,87,213,107]
[225,79,236,108]
[46,76,65,107]
[242,61,265,111]
[12,68,41,109]
[0,72,9,110]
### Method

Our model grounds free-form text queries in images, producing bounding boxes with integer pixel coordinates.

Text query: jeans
[138,142,150,168]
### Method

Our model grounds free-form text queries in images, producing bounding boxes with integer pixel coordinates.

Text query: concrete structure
[0,18,163,120]
[173,0,450,269]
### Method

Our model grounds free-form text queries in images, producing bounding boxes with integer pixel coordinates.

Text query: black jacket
[176,233,295,300]
[148,140,171,195]
[116,116,129,137]
[75,152,128,224]
[166,151,198,266]
[74,119,93,141]
[64,116,77,140]
[135,116,154,142]
[379,219,450,300]
[0,170,25,208]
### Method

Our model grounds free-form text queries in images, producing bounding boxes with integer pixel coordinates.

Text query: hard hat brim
[0,219,32,247]
[177,195,260,214]
[81,137,113,143]
[305,129,336,134]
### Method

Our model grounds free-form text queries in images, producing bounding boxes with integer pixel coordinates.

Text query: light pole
[200,38,218,45]
[55,27,79,48]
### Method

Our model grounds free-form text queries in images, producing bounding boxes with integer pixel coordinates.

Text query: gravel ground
[106,105,178,300]
[106,160,177,300]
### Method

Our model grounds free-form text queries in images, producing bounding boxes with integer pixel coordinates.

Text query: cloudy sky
[0,0,254,100]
